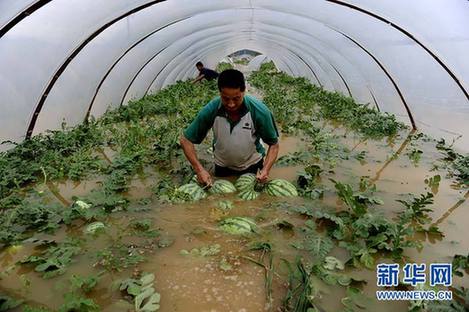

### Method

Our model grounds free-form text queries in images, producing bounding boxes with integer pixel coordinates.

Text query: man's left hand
[256,168,269,183]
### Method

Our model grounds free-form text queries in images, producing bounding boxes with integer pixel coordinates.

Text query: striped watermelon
[209,180,237,194]
[265,179,298,197]
[178,183,207,201]
[235,173,257,191]
[219,217,257,235]
[217,200,234,211]
[238,189,260,201]
[83,222,106,235]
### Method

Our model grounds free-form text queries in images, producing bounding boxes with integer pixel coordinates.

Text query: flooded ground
[1,85,468,311]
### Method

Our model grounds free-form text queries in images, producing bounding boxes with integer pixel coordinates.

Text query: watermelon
[83,222,106,235]
[219,217,257,235]
[217,200,234,211]
[178,183,206,201]
[265,179,298,197]
[238,189,260,201]
[235,173,257,191]
[209,180,237,194]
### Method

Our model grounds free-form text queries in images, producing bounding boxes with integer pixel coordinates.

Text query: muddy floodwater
[1,108,468,310]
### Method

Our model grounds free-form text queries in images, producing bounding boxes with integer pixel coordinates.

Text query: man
[180,69,280,186]
[192,61,219,83]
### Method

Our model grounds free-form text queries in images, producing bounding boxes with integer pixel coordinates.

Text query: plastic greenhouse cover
[247,55,269,71]
[0,0,468,151]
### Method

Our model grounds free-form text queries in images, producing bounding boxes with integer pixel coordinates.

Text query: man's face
[220,87,244,113]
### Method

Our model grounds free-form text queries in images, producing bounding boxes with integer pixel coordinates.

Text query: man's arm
[192,74,205,84]
[179,135,212,186]
[256,142,279,183]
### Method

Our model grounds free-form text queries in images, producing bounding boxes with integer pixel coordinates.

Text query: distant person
[181,69,279,186]
[192,61,219,83]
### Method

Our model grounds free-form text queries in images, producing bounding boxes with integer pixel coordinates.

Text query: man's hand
[256,168,269,183]
[193,74,204,84]
[180,135,211,186]
[196,168,213,186]
[256,143,279,183]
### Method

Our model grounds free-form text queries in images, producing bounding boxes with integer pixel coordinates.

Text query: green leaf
[140,273,155,287]
[70,275,99,293]
[341,287,370,311]
[452,253,469,277]
[157,235,174,248]
[0,294,23,311]
[323,256,344,271]
[120,278,142,296]
[135,287,160,312]
[358,248,376,269]
[58,293,99,312]
[19,239,82,278]
[219,258,233,271]
[306,236,333,259]
[140,293,160,312]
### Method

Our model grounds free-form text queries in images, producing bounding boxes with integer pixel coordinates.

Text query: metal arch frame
[240,30,351,94]
[145,33,340,97]
[178,27,375,106]
[139,15,387,111]
[173,16,406,121]
[84,21,328,111]
[148,36,300,92]
[239,30,337,89]
[164,35,324,91]
[76,13,321,119]
[247,18,369,99]
[174,35,308,84]
[0,0,51,38]
[90,34,299,114]
[334,29,416,128]
[330,63,352,98]
[141,34,314,99]
[248,18,398,114]
[160,26,357,96]
[326,0,469,102]
[25,0,168,139]
[87,28,309,113]
[19,4,377,134]
[15,1,457,136]
[177,25,352,93]
[249,19,389,111]
[176,48,267,81]
[178,48,277,82]
[157,39,307,92]
[22,5,386,135]
[92,18,377,118]
[83,16,190,120]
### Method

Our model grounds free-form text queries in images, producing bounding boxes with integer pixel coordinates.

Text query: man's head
[218,69,246,113]
[196,61,204,71]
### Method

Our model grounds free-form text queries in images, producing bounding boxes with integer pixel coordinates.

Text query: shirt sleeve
[257,110,279,145]
[183,100,218,144]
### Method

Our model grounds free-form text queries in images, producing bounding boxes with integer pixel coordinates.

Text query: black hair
[196,61,203,67]
[217,69,246,92]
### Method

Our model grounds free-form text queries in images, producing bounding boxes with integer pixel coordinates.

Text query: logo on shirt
[242,122,252,130]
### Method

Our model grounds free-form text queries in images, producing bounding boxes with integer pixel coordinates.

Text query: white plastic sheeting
[0,0,468,151]
[247,55,269,72]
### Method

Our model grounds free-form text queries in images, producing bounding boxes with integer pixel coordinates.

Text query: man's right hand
[196,168,213,187]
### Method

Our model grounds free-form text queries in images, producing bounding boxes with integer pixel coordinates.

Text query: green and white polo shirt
[183,95,279,171]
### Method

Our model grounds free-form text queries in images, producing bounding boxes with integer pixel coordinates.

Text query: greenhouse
[0,1,468,311]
